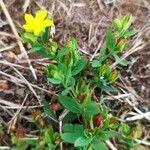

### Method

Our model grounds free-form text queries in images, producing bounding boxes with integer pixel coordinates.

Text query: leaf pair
[59,95,100,116]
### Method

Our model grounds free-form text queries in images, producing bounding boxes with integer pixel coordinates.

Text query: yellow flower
[23,10,53,36]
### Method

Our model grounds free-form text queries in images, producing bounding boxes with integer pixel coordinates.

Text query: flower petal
[23,24,33,32]
[33,26,43,35]
[24,14,34,23]
[42,19,54,27]
[35,9,48,21]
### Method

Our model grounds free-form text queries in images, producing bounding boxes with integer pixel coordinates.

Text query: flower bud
[51,102,59,112]
[94,115,103,128]
[49,42,57,56]
[32,110,41,119]
[54,135,62,144]
[77,92,87,102]
[113,18,122,31]
[100,64,111,77]
[32,110,45,127]
[109,70,120,83]
[116,38,127,52]
[109,117,119,129]
[16,128,25,139]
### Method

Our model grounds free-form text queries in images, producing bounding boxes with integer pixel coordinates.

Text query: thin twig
[12,67,40,103]
[0,98,21,108]
[7,94,28,133]
[90,41,102,61]
[0,43,17,52]
[135,139,150,146]
[0,31,18,39]
[23,0,30,12]
[106,140,117,150]
[0,70,57,95]
[105,93,132,100]
[59,110,69,150]
[0,146,10,149]
[0,60,33,70]
[126,112,150,121]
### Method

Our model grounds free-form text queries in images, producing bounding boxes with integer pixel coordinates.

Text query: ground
[0,0,150,149]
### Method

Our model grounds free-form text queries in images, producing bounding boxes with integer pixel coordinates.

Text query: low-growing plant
[8,10,140,150]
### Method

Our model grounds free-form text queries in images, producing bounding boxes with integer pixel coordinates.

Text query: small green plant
[9,10,140,149]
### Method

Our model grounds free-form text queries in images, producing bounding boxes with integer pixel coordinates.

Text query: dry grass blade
[0,60,32,70]
[142,0,150,10]
[0,146,10,149]
[57,0,70,16]
[0,70,57,95]
[7,94,28,133]
[0,98,21,108]
[135,139,150,146]
[0,31,17,39]
[59,109,69,150]
[23,0,30,12]
[12,67,40,103]
[90,41,103,61]
[105,93,132,100]
[106,140,117,150]
[126,112,150,121]
[0,43,17,52]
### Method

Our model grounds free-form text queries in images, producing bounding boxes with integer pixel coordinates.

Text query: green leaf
[121,123,131,135]
[70,37,78,51]
[41,27,50,43]
[61,88,70,95]
[120,137,134,148]
[30,45,54,58]
[43,101,57,120]
[23,32,37,44]
[62,124,84,144]
[53,71,64,82]
[113,18,122,32]
[99,47,106,63]
[59,95,81,113]
[67,77,75,87]
[61,133,80,144]
[31,44,55,58]
[74,136,91,147]
[72,58,88,75]
[48,78,61,85]
[63,112,78,122]
[106,29,116,52]
[93,142,108,150]
[113,53,127,66]
[92,60,101,68]
[57,63,68,75]
[57,63,72,86]
[57,47,70,58]
[84,102,100,116]
[63,124,83,133]
[100,85,117,92]
[30,45,43,52]
[24,138,38,146]
[99,131,120,141]
[120,15,133,36]
[50,41,58,55]
[124,29,138,38]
